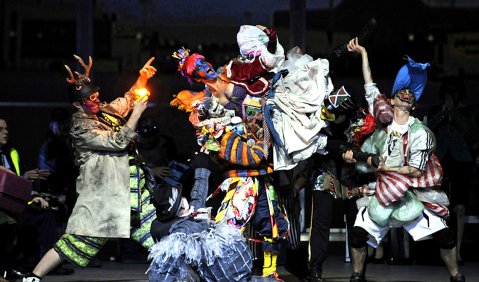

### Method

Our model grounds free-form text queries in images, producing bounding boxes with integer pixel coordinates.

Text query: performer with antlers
[23,55,157,282]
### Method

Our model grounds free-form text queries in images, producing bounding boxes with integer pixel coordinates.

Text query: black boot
[350,272,367,282]
[332,18,378,58]
[302,268,322,282]
[310,269,322,282]
[450,273,466,282]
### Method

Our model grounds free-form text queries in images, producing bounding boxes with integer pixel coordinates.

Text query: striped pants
[54,165,156,267]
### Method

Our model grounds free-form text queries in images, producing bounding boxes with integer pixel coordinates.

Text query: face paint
[81,92,101,114]
[394,89,415,104]
[193,58,217,81]
[393,96,413,112]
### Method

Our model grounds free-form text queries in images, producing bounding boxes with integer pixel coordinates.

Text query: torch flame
[134,88,150,98]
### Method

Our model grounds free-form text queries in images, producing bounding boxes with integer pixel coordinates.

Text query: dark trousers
[309,190,358,273]
[251,178,289,253]
[0,222,17,269]
[17,208,59,263]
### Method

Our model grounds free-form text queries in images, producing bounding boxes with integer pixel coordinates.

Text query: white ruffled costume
[237,25,331,171]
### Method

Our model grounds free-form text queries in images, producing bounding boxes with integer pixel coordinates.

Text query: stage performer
[23,55,157,282]
[343,38,465,282]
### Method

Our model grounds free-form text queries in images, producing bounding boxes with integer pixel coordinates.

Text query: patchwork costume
[353,58,451,247]
[148,166,254,282]
[55,95,156,267]
[170,28,290,278]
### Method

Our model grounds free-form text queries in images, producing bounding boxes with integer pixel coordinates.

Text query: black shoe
[366,257,385,264]
[450,273,465,282]
[3,267,28,280]
[310,270,322,282]
[49,265,74,276]
[332,18,378,58]
[350,272,367,282]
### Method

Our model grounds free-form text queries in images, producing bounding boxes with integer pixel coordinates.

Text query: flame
[134,88,150,98]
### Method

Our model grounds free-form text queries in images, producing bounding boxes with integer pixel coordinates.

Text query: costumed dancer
[148,153,255,282]
[306,86,378,282]
[172,91,289,280]
[239,21,377,254]
[235,25,334,255]
[254,18,378,172]
[23,55,157,282]
[170,24,284,123]
[343,38,465,282]
[170,31,289,279]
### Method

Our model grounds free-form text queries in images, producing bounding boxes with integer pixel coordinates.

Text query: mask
[81,96,100,114]
[193,58,218,80]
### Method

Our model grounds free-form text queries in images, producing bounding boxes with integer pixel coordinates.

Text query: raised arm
[347,37,392,122]
[106,57,156,117]
[187,153,216,211]
[347,37,373,84]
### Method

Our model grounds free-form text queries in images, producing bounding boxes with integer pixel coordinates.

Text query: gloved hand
[189,152,220,171]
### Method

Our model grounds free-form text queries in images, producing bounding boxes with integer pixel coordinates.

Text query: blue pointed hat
[391,56,430,102]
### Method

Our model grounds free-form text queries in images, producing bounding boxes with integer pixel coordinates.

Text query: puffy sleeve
[103,92,135,118]
[218,131,266,167]
[71,118,137,151]
[229,58,269,82]
[365,83,393,125]
[364,83,381,115]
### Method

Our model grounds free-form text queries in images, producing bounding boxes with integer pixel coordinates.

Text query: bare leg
[374,242,384,259]
[351,246,367,273]
[454,205,465,262]
[32,248,64,277]
[440,246,459,277]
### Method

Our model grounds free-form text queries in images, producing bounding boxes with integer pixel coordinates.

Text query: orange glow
[134,88,150,98]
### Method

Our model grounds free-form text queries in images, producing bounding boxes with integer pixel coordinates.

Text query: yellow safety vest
[9,148,21,176]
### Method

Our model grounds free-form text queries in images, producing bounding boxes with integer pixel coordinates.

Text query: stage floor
[38,254,478,282]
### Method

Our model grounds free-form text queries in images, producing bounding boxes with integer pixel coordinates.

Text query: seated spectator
[38,108,78,226]
[0,118,73,278]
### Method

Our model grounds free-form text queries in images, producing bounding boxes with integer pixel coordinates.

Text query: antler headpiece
[64,55,100,102]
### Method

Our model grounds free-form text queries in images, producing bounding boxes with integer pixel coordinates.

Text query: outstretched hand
[347,37,366,55]
[139,57,157,80]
